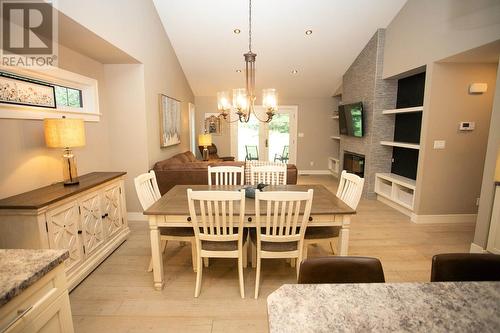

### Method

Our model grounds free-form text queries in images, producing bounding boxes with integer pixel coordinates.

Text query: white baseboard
[410,213,477,224]
[298,170,331,175]
[377,195,413,217]
[469,242,487,253]
[128,212,147,221]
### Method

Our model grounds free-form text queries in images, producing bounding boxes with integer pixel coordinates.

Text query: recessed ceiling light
[233,28,241,34]
[291,69,298,74]
[236,69,242,73]
[305,30,313,35]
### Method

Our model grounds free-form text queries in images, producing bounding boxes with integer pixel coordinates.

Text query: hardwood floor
[70,175,475,333]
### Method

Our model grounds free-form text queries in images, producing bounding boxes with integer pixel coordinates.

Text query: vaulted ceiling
[153,0,407,98]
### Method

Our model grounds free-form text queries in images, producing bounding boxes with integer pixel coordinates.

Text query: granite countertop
[0,249,69,307]
[267,282,500,333]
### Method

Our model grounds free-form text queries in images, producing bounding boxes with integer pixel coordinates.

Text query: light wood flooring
[70,175,475,333]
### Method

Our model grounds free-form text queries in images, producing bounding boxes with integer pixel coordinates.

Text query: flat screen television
[339,102,364,137]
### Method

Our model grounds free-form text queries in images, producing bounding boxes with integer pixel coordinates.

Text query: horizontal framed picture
[0,73,56,108]
[159,94,181,147]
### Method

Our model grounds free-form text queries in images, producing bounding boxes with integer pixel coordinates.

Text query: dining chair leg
[302,243,308,261]
[254,253,261,299]
[329,239,336,255]
[243,241,248,268]
[161,240,168,254]
[147,257,153,272]
[203,257,209,267]
[147,239,167,272]
[195,253,203,298]
[251,242,257,268]
[238,254,245,298]
[191,240,197,272]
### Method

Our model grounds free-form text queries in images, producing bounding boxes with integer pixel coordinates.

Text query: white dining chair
[208,165,245,185]
[250,164,287,185]
[187,189,247,298]
[252,189,314,298]
[134,170,197,272]
[303,170,364,259]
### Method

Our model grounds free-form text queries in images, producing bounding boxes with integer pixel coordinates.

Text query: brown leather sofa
[152,151,298,195]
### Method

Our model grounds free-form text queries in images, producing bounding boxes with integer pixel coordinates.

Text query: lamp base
[202,148,209,161]
[62,148,80,186]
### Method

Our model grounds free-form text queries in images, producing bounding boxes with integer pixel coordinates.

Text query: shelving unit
[382,106,423,114]
[375,173,416,213]
[328,157,340,176]
[380,141,420,150]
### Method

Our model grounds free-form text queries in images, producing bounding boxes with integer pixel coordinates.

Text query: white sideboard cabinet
[0,172,130,291]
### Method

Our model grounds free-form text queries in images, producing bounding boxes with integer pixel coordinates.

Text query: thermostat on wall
[459,122,475,131]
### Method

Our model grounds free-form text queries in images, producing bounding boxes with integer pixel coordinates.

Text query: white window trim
[0,65,100,122]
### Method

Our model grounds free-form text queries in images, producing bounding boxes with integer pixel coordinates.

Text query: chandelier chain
[248,0,252,52]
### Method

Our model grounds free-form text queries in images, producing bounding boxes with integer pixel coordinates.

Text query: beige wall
[0,44,111,199]
[383,0,500,78]
[415,62,498,215]
[103,64,149,212]
[193,96,335,170]
[473,57,500,248]
[194,96,231,159]
[56,0,195,169]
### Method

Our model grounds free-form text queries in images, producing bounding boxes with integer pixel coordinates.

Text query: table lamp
[44,117,86,186]
[198,133,212,161]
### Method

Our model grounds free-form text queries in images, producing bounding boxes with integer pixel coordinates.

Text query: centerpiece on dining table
[241,183,268,198]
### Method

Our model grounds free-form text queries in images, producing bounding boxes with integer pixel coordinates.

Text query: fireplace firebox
[343,152,365,178]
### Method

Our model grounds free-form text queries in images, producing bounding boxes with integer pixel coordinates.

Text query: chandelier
[217,0,278,123]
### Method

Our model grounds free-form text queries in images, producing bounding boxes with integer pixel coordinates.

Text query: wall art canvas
[159,94,181,147]
[0,74,56,108]
[204,113,222,135]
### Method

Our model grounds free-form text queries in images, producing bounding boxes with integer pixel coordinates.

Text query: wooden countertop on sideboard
[0,172,126,210]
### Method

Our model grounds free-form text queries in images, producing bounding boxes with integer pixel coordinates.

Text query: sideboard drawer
[0,265,66,333]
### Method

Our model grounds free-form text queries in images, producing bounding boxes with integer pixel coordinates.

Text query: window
[0,66,99,121]
[55,85,83,108]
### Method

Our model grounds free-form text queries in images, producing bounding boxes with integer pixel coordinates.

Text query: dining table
[267,282,500,332]
[143,184,355,290]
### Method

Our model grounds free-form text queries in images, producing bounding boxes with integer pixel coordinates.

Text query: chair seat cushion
[200,228,248,251]
[249,228,298,252]
[160,227,194,237]
[305,226,340,240]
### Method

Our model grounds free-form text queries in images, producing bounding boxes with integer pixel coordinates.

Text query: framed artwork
[204,113,222,135]
[159,94,181,147]
[0,73,56,108]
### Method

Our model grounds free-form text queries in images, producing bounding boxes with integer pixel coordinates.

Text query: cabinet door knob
[78,230,82,234]
[187,217,191,222]
[309,216,313,222]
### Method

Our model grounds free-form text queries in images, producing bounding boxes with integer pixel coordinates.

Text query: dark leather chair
[430,253,500,282]
[298,256,385,284]
[198,144,235,161]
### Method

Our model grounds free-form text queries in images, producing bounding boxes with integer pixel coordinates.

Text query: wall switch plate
[433,140,446,149]
[476,197,480,206]
[298,133,304,138]
[459,121,475,131]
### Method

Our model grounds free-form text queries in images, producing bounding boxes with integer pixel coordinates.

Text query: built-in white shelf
[331,136,341,140]
[331,115,339,119]
[328,157,340,177]
[382,106,423,114]
[380,141,420,150]
[375,173,416,213]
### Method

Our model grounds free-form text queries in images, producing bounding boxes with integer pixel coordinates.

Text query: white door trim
[188,103,196,155]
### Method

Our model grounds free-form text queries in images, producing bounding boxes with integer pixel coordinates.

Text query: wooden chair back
[250,165,287,185]
[187,189,246,243]
[336,170,364,210]
[208,166,245,186]
[134,170,161,210]
[254,190,313,245]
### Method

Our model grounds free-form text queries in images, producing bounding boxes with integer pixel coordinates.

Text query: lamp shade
[198,133,212,147]
[44,118,86,148]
